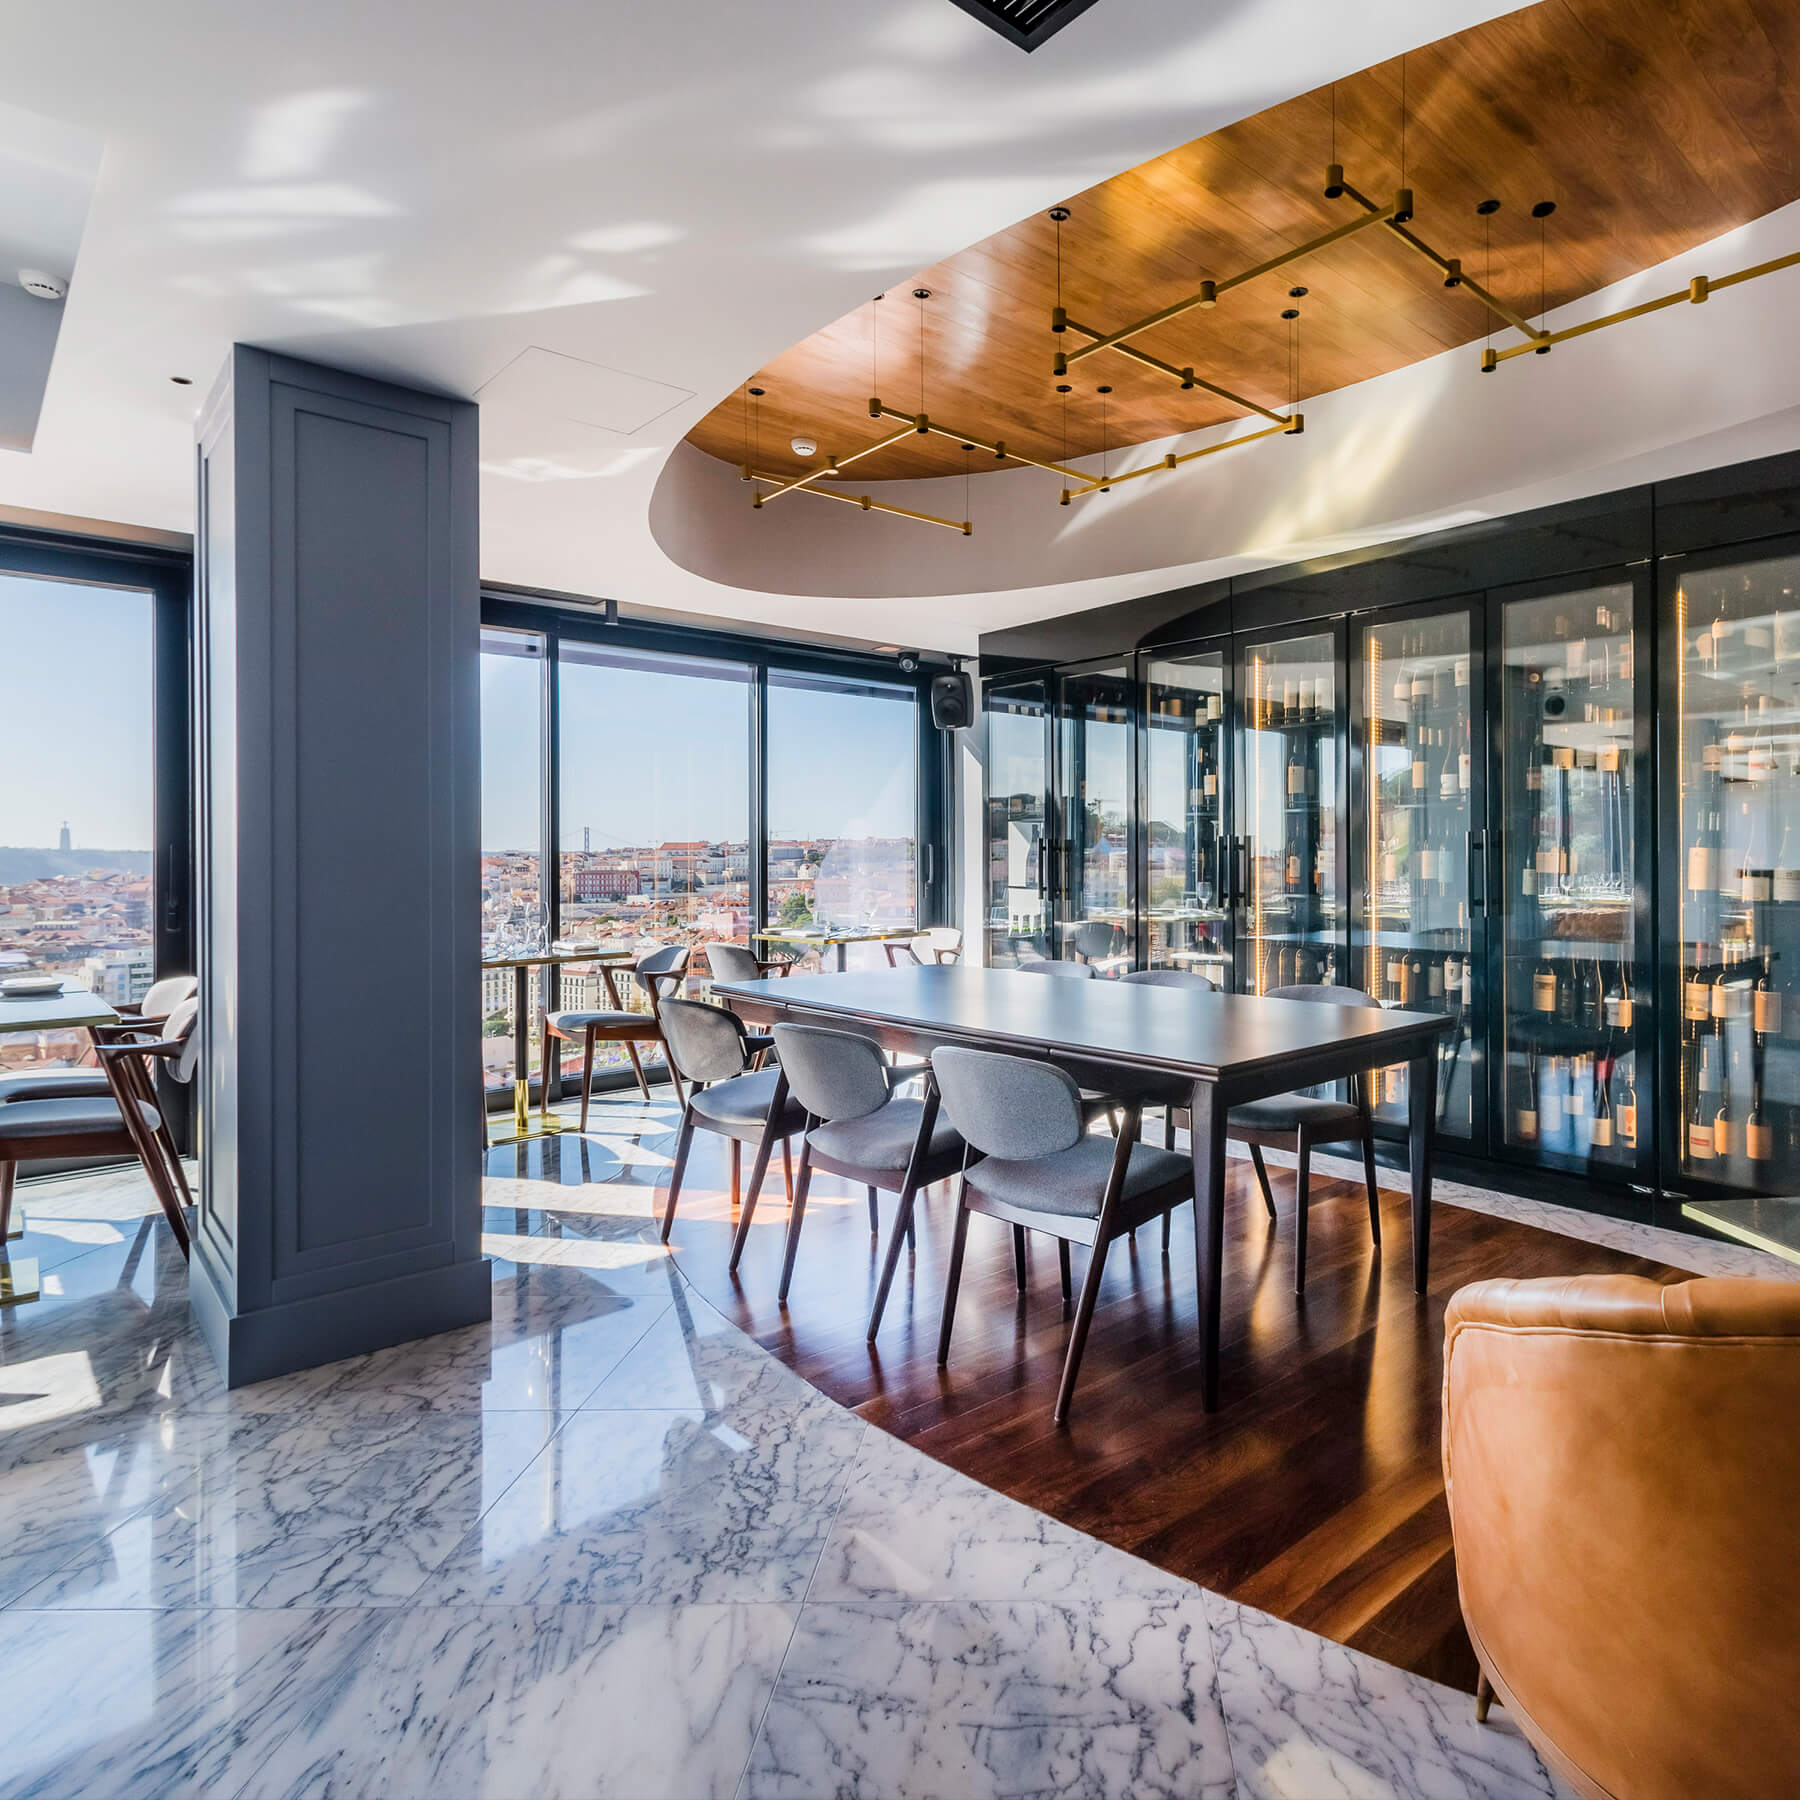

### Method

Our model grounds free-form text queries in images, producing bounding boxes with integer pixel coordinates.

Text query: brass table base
[0,1258,40,1306]
[486,1079,570,1148]
[4,1207,21,1242]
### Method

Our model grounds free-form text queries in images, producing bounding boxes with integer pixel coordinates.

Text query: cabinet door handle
[1466,830,1487,916]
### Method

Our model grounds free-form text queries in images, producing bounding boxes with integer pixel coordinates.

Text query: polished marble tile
[240,1602,796,1800]
[1204,1590,1567,1799]
[418,1400,866,1608]
[810,1425,1184,1609]
[18,1409,555,1610]
[743,1594,1236,1800]
[0,1605,386,1800]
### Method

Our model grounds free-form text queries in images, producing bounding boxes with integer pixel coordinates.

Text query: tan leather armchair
[1442,1274,1800,1800]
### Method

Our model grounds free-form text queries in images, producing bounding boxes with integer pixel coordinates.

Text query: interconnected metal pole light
[742,65,1800,533]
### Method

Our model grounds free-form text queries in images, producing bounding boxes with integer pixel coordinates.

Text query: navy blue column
[191,346,488,1385]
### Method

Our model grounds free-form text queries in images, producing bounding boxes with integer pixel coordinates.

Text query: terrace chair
[883,928,963,967]
[543,944,689,1125]
[1017,956,1095,979]
[765,1021,966,1319]
[929,1044,1192,1424]
[0,997,199,1255]
[1071,918,1130,976]
[656,996,803,1244]
[704,941,796,984]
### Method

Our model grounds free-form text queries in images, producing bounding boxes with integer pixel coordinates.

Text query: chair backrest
[1073,920,1117,960]
[1018,957,1095,979]
[772,1023,892,1123]
[162,996,201,1085]
[634,943,689,1011]
[1443,1274,1800,1800]
[658,997,751,1084]
[704,942,761,984]
[930,1045,1083,1161]
[1268,982,1380,1009]
[1118,968,1216,990]
[923,927,962,962]
[140,974,198,1021]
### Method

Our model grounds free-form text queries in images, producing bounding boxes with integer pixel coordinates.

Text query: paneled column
[191,347,488,1385]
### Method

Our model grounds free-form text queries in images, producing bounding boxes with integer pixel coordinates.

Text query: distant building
[80,946,155,1005]
[58,822,71,852]
[573,866,641,902]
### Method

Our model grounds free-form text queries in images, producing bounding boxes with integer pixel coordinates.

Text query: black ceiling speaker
[930,671,975,731]
[945,0,1103,52]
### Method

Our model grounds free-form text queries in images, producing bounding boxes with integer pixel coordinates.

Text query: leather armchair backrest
[1443,1273,1800,1800]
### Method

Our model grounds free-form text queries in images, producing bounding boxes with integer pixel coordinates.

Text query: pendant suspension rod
[872,402,1089,483]
[746,467,970,533]
[1056,322,1288,423]
[1062,414,1301,501]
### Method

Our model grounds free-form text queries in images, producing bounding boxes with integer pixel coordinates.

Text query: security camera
[897,651,921,674]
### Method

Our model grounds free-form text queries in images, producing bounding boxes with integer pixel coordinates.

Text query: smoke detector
[789,435,817,458]
[18,269,68,301]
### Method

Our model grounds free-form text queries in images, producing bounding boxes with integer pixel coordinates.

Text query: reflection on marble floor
[0,1096,1581,1798]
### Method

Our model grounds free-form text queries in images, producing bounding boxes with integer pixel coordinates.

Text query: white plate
[1,976,64,997]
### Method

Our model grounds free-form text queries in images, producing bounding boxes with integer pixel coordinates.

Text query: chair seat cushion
[689,1067,805,1139]
[968,1136,1190,1220]
[0,1095,161,1144]
[0,1072,113,1105]
[808,1098,962,1176]
[1226,1092,1362,1139]
[545,1010,661,1039]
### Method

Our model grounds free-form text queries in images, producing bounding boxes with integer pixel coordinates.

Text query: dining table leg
[1189,1077,1227,1411]
[1406,1048,1438,1293]
[511,964,531,1136]
[834,941,848,973]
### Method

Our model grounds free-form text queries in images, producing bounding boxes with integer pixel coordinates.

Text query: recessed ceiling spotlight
[17,269,67,301]
[1281,308,1301,321]
[789,436,817,457]
[1288,286,1308,299]
[170,376,193,386]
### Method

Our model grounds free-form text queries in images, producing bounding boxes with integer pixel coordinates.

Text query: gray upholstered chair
[763,1022,967,1319]
[0,996,199,1255]
[1070,918,1129,975]
[1019,956,1095,979]
[1225,982,1382,1293]
[1017,955,1129,1130]
[704,941,795,984]
[1118,968,1215,992]
[883,928,963,967]
[929,1044,1192,1424]
[656,997,804,1244]
[543,944,689,1124]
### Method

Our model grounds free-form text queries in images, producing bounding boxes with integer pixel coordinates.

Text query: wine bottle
[1755,970,1781,1037]
[1542,1053,1567,1145]
[1603,961,1633,1030]
[1287,736,1305,801]
[1533,956,1558,1013]
[1747,1076,1773,1162]
[1591,1058,1615,1149]
[1515,1051,1540,1143]
[1683,951,1711,1025]
[1577,958,1602,1034]
[1556,959,1576,1026]
[1619,1063,1638,1147]
[1689,1037,1719,1162]
[1714,1081,1737,1160]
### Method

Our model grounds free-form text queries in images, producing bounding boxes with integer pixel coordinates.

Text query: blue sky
[0,573,154,850]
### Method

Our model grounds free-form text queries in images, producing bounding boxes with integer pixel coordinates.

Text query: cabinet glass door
[1144,648,1232,986]
[1237,630,1342,994]
[1355,608,1481,1140]
[1055,662,1134,969]
[984,679,1051,967]
[1497,578,1646,1175]
[1671,547,1800,1191]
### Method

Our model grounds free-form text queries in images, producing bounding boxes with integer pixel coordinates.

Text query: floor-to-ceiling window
[765,670,918,961]
[479,626,546,1091]
[0,570,157,1073]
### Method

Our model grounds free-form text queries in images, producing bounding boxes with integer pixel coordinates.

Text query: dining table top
[0,984,122,1034]
[751,927,920,947]
[710,964,1450,1086]
[480,945,635,971]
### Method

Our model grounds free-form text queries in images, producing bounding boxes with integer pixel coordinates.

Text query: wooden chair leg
[776,1140,815,1303]
[1248,1143,1278,1220]
[1476,1670,1494,1723]
[730,1139,742,1211]
[659,1106,697,1242]
[781,1135,793,1202]
[623,1038,652,1104]
[1161,1208,1172,1254]
[905,1205,917,1251]
[0,1161,14,1241]
[1012,1221,1028,1290]
[1163,1109,1175,1150]
[1294,1128,1311,1295]
[1054,1232,1110,1425]
[1361,1120,1382,1246]
[866,1185,879,1234]
[540,1017,553,1121]
[1058,1237,1072,1302]
[732,1100,787,1272]
[936,1180,973,1365]
[578,1030,596,1133]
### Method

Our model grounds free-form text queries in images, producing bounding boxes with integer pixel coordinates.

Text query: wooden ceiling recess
[690,0,1800,535]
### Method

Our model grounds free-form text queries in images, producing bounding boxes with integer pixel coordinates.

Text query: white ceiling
[6,0,1793,656]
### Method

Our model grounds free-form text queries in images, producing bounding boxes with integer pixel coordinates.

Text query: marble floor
[4,1094,1727,1797]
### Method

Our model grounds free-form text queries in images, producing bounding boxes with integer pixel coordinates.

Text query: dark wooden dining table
[713,965,1453,1409]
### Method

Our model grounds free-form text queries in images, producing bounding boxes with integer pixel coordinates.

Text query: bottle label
[1711,984,1731,1019]
[1592,1117,1613,1148]
[1615,994,1634,1029]
[1567,1085,1587,1117]
[1454,657,1469,687]
[1533,971,1558,1011]
[1684,979,1709,1022]
[1776,869,1800,902]
[1526,764,1543,792]
[1703,742,1723,771]
[1515,1108,1538,1142]
[1757,989,1782,1034]
[1458,752,1470,790]
[1748,1120,1774,1161]
[1411,758,1425,790]
[1543,1090,1564,1127]
[1620,1103,1637,1144]
[1288,763,1304,795]
[1688,1121,1715,1159]
[1714,1114,1735,1159]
